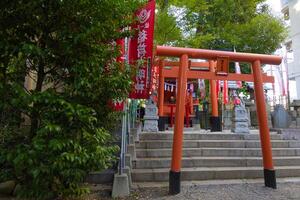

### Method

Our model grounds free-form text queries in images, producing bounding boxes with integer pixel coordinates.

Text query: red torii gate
[158,61,211,130]
[157,60,274,131]
[155,45,281,194]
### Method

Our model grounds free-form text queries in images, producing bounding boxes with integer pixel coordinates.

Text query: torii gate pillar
[209,60,221,132]
[252,60,276,188]
[158,60,167,131]
[169,54,188,194]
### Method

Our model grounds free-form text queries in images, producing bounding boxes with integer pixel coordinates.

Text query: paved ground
[2,180,300,200]
[87,180,300,200]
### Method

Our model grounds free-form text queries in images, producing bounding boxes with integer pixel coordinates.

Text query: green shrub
[0,0,144,198]
[0,90,120,199]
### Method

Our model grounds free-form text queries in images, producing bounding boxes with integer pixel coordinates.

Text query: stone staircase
[131,130,300,183]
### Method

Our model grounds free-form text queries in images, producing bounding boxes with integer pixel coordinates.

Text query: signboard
[129,0,156,99]
[216,56,229,76]
[150,62,159,93]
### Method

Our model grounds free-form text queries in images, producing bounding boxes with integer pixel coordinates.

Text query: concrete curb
[111,173,130,198]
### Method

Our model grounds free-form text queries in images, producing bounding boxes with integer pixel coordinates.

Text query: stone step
[144,130,277,134]
[136,148,300,158]
[136,140,300,149]
[135,140,280,149]
[139,133,282,141]
[167,127,198,132]
[134,156,300,169]
[132,166,300,182]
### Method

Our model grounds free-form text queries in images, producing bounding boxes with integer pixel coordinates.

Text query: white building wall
[282,0,300,98]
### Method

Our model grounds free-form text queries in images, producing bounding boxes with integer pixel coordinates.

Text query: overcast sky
[266,0,282,15]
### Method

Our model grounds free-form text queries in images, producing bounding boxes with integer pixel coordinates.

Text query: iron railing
[118,100,138,175]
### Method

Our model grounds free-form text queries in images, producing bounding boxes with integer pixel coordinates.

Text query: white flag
[234,47,242,88]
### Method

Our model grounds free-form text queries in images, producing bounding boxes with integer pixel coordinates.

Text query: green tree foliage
[155,0,183,45]
[155,0,287,55]
[154,10,183,45]
[0,0,143,198]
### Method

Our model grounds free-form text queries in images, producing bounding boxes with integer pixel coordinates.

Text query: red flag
[223,80,229,104]
[280,64,287,96]
[274,68,286,96]
[216,80,220,98]
[129,0,156,99]
[198,79,206,99]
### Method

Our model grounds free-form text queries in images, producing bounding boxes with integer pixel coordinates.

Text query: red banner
[216,80,220,99]
[223,80,229,104]
[129,0,156,99]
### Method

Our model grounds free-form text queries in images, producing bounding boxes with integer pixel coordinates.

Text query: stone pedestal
[210,116,222,132]
[231,103,250,134]
[123,166,132,189]
[249,103,258,127]
[248,101,272,128]
[223,110,232,130]
[291,110,297,119]
[143,100,159,132]
[289,100,300,128]
[158,116,168,131]
[244,100,252,127]
[266,102,272,128]
[296,118,300,127]
[112,174,130,198]
[272,104,291,128]
[244,99,255,127]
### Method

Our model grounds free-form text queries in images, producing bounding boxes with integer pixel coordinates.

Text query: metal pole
[127,102,130,133]
[132,100,136,128]
[221,95,224,130]
[119,105,126,175]
[284,51,291,110]
[125,102,128,154]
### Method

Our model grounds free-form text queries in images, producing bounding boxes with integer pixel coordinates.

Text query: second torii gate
[155,45,281,195]
[158,61,215,130]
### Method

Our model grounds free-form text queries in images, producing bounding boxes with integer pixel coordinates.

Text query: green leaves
[0,0,143,199]
[234,14,287,54]
[155,10,183,45]
[156,0,286,54]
